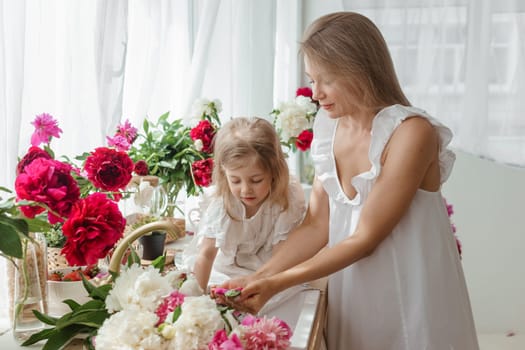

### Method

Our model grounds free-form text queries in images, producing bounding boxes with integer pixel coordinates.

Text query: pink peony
[190,120,216,154]
[61,192,125,266]
[133,160,149,176]
[242,316,292,350]
[84,147,134,192]
[296,86,313,98]
[208,330,243,350]
[15,158,80,223]
[115,119,138,144]
[16,146,52,175]
[30,113,63,147]
[295,129,314,151]
[106,135,131,152]
[192,158,214,187]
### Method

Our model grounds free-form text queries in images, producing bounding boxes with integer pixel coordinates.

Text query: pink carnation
[242,316,292,350]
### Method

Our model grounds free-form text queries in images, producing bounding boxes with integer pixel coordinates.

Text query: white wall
[443,150,525,334]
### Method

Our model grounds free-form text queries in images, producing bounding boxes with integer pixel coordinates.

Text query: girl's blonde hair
[212,117,289,219]
[300,11,410,110]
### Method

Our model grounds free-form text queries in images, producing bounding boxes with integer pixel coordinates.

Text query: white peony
[193,139,204,152]
[178,278,204,296]
[133,180,155,208]
[96,308,163,350]
[106,265,172,313]
[166,296,224,349]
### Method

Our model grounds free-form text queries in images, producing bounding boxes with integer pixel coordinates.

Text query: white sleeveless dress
[311,105,479,350]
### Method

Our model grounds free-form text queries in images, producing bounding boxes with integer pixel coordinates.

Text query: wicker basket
[47,247,70,272]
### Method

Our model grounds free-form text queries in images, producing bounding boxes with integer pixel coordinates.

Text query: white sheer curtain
[335,0,525,167]
[0,0,301,325]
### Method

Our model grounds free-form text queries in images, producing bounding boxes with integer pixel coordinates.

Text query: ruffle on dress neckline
[311,104,456,206]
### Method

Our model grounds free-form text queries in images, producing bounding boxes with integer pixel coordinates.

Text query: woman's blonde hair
[212,117,289,219]
[300,11,410,110]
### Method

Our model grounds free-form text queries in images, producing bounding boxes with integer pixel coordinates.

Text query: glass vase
[10,233,47,343]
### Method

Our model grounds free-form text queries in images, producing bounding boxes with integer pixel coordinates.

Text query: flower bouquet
[271,87,318,152]
[14,113,132,267]
[127,98,221,217]
[22,255,293,350]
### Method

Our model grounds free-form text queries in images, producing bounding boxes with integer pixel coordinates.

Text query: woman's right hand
[231,277,277,315]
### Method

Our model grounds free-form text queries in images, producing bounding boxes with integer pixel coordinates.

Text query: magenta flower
[106,135,131,152]
[30,113,63,147]
[61,192,125,266]
[155,290,186,325]
[116,119,138,144]
[242,316,292,350]
[296,86,313,98]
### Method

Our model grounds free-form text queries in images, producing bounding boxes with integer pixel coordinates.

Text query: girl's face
[224,158,272,217]
[304,56,359,118]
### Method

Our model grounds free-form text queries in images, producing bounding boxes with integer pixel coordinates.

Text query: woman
[219,12,479,350]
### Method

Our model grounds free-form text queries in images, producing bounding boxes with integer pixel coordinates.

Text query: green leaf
[33,309,59,326]
[127,245,141,266]
[151,254,166,272]
[88,283,112,301]
[62,299,81,311]
[42,325,91,350]
[21,327,56,346]
[0,222,23,258]
[225,289,242,298]
[172,305,182,323]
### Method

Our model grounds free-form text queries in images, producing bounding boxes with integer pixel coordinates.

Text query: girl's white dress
[311,105,479,350]
[183,177,306,313]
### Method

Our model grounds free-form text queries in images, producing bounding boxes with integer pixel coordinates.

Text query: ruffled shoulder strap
[310,109,347,203]
[311,105,456,205]
[368,104,455,184]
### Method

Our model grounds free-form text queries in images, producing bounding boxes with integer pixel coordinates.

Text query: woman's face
[224,158,272,217]
[304,56,359,118]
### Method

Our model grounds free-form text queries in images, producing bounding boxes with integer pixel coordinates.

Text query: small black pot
[138,231,166,260]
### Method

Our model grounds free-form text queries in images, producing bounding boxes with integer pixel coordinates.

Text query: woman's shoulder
[372,104,456,183]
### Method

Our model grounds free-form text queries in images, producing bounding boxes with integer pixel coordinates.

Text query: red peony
[15,158,80,224]
[61,192,125,266]
[16,146,52,175]
[296,86,313,98]
[133,160,149,176]
[84,147,134,193]
[190,120,216,154]
[295,129,314,151]
[192,158,213,187]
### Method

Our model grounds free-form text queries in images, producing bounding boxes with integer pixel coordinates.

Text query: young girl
[183,116,306,312]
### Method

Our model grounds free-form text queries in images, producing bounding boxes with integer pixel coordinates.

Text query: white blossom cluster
[186,98,222,127]
[95,265,216,350]
[274,95,317,141]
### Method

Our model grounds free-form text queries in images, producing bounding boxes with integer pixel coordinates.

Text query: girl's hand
[210,275,253,301]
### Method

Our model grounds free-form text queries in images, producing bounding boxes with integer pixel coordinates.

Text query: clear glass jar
[10,233,47,343]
